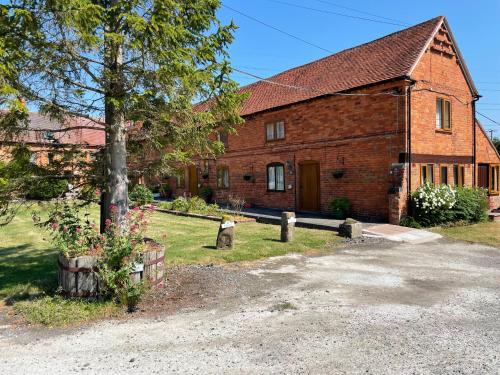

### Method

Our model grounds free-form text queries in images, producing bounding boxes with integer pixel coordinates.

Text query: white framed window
[217,166,229,189]
[267,163,285,191]
[265,121,285,141]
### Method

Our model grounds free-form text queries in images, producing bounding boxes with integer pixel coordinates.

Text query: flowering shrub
[407,184,488,227]
[34,202,101,257]
[98,205,153,310]
[410,183,456,226]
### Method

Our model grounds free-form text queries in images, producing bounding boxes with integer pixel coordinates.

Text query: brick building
[170,16,500,223]
[0,112,104,169]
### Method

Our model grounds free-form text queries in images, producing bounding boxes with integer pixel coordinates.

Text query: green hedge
[128,184,154,206]
[27,178,68,200]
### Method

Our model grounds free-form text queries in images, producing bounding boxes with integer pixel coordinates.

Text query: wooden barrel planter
[58,253,100,297]
[58,238,166,297]
[126,238,166,289]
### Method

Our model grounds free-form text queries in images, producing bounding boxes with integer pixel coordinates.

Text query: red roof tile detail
[232,16,442,116]
[17,113,105,147]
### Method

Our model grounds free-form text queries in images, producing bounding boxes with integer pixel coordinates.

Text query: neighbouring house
[161,16,500,223]
[0,112,105,173]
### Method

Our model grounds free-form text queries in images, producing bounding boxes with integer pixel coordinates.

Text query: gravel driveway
[0,239,499,374]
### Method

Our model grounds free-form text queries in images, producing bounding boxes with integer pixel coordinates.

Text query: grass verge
[0,203,340,326]
[431,221,500,248]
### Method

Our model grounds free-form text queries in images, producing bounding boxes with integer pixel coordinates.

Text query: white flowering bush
[410,183,456,226]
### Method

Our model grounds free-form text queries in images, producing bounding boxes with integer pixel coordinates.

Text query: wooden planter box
[58,239,166,297]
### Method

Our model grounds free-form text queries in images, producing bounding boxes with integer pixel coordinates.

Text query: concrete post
[281,211,296,242]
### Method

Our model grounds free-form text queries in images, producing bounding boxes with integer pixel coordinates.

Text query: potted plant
[329,197,351,219]
[160,183,173,199]
[199,186,213,203]
[35,202,165,310]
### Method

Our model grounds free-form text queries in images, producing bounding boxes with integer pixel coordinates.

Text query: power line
[311,0,410,25]
[477,111,500,126]
[222,4,333,54]
[266,0,407,27]
[232,67,406,97]
[234,65,282,72]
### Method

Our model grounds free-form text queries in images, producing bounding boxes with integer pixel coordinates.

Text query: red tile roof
[13,112,105,147]
[230,16,444,116]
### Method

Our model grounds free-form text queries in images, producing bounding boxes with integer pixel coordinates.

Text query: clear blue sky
[218,0,500,136]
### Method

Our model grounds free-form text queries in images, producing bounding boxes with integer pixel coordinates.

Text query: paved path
[1,239,499,374]
[363,223,443,244]
[222,206,360,230]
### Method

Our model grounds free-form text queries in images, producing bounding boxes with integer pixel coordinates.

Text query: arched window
[267,163,285,191]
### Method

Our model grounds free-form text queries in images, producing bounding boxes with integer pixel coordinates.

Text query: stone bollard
[281,211,296,242]
[216,215,235,249]
[339,218,363,239]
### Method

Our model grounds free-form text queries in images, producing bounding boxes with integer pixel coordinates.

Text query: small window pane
[440,166,448,185]
[429,165,434,184]
[266,124,274,140]
[268,166,275,190]
[276,165,285,190]
[444,101,451,129]
[436,99,442,129]
[224,169,229,188]
[276,121,285,139]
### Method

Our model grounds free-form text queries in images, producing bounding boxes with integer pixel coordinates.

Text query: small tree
[0,0,244,228]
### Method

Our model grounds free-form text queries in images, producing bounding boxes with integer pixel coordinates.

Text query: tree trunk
[101,6,128,231]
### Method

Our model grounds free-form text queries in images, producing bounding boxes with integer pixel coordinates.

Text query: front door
[478,164,489,189]
[299,162,320,211]
[188,165,198,196]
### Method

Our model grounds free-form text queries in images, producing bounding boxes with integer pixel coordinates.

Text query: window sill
[435,129,452,134]
[267,189,286,193]
[488,191,499,196]
[265,138,286,144]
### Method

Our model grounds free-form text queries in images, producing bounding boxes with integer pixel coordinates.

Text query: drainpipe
[406,79,416,198]
[472,95,481,186]
[293,153,297,211]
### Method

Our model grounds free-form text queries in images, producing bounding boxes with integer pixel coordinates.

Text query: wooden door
[188,165,198,196]
[299,162,320,211]
[478,165,488,189]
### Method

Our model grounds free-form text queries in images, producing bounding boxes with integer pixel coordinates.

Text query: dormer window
[42,130,56,142]
[265,121,285,141]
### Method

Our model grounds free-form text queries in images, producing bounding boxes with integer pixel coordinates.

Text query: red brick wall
[409,29,475,192]
[169,23,499,221]
[178,81,408,221]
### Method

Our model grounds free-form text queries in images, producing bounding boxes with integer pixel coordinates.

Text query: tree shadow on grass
[262,238,283,243]
[202,245,217,250]
[0,243,58,305]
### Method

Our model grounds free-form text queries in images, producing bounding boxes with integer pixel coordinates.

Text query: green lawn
[0,203,340,325]
[432,221,500,248]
